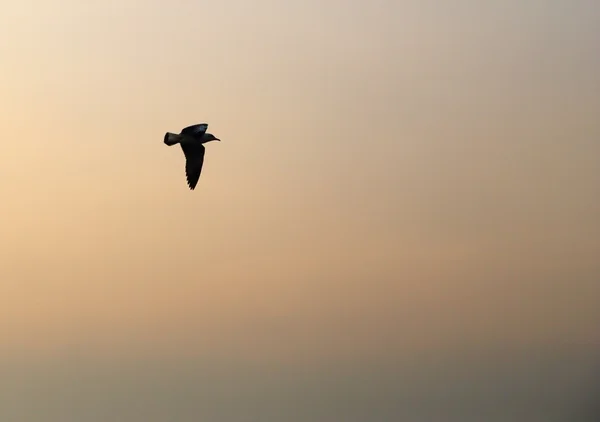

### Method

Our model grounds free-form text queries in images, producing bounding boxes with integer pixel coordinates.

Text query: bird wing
[181,123,208,136]
[181,143,206,190]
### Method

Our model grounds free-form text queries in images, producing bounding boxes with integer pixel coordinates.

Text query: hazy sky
[1,0,599,420]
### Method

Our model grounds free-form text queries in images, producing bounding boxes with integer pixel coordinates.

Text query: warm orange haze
[1,0,599,421]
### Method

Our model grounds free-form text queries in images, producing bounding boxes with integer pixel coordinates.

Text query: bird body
[164,123,220,190]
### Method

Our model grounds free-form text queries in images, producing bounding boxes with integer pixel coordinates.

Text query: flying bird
[164,123,220,190]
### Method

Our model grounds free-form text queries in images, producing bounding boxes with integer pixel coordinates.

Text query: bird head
[203,133,221,143]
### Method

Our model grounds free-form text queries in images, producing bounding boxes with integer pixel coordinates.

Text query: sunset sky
[1,0,599,420]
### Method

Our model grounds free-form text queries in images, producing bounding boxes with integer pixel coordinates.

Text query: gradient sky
[1,0,599,420]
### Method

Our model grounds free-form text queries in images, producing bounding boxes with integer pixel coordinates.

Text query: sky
[0,0,599,420]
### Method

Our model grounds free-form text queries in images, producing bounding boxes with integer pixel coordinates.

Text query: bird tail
[164,132,181,146]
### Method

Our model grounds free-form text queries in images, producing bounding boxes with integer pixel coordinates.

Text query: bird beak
[215,138,221,141]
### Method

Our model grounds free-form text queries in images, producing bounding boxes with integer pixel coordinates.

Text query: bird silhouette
[164,123,220,190]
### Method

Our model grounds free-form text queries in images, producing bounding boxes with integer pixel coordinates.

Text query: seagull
[164,123,220,190]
